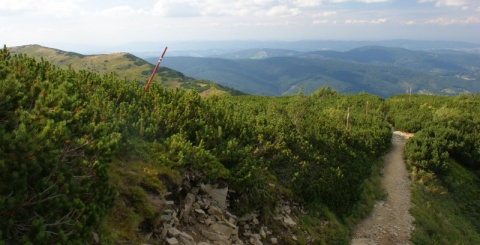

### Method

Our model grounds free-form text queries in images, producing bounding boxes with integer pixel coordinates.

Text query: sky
[1,0,480,52]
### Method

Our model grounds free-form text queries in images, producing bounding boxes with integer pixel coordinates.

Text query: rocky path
[351,131,415,245]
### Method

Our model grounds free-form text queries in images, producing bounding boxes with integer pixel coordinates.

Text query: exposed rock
[283,215,297,227]
[238,213,256,222]
[166,237,179,245]
[144,232,153,241]
[179,231,194,241]
[210,223,237,237]
[259,227,266,239]
[91,231,99,244]
[201,184,229,210]
[208,206,223,215]
[168,227,181,237]
[183,193,196,223]
[161,223,171,239]
[179,235,195,245]
[201,229,229,241]
[270,237,278,244]
[153,179,310,245]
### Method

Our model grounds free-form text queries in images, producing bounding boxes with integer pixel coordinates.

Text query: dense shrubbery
[1,46,392,244]
[387,94,480,172]
[0,47,120,244]
[387,94,480,244]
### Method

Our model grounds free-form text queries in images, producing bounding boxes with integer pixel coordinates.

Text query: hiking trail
[351,131,415,245]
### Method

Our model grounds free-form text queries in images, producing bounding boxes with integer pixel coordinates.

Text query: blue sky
[1,0,480,50]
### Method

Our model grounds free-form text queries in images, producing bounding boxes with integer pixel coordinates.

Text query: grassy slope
[409,159,480,245]
[9,45,241,97]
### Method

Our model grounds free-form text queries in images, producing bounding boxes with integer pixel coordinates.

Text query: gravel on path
[351,131,415,245]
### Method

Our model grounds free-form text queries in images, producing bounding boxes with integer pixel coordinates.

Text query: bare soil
[351,131,415,245]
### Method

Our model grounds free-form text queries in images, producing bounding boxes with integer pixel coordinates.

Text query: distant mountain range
[9,45,243,97]
[158,46,480,97]
[9,43,480,98]
[132,39,480,58]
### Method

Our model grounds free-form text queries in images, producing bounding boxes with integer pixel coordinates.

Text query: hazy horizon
[2,0,480,53]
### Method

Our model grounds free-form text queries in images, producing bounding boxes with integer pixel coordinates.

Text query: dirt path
[351,131,415,245]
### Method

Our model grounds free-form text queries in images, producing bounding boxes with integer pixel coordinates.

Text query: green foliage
[0,47,119,244]
[9,45,242,96]
[409,160,480,245]
[388,94,480,172]
[1,47,393,244]
[387,94,480,243]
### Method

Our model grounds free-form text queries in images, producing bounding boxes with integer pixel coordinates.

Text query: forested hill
[9,45,243,97]
[159,46,480,97]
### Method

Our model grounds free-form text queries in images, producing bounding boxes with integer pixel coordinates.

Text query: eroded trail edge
[351,131,415,245]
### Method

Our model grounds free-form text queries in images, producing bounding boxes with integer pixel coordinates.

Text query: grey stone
[91,231,99,244]
[209,188,229,210]
[210,223,235,237]
[166,237,179,245]
[161,223,171,239]
[201,229,229,241]
[259,227,266,239]
[144,232,153,241]
[208,206,223,215]
[179,231,194,241]
[168,227,181,237]
[283,215,297,226]
[183,193,196,223]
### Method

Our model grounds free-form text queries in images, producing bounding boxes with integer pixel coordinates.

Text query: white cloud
[0,0,79,16]
[97,5,143,17]
[153,0,201,17]
[313,11,337,17]
[0,0,32,11]
[425,16,480,25]
[434,0,466,7]
[313,19,331,24]
[345,18,387,24]
[266,5,301,16]
[292,0,323,7]
[151,0,315,18]
[417,0,480,10]
[329,0,389,3]
[402,20,416,25]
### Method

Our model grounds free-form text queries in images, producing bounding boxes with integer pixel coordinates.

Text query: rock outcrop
[143,177,306,245]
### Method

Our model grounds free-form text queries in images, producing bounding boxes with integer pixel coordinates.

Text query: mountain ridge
[158,46,480,97]
[9,44,244,97]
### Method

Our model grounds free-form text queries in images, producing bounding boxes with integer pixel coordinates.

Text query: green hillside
[387,94,480,244]
[1,47,392,244]
[9,45,243,97]
[2,46,480,245]
[160,46,480,97]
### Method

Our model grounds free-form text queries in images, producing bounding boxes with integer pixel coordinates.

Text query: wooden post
[145,47,168,92]
[346,107,350,131]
